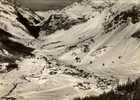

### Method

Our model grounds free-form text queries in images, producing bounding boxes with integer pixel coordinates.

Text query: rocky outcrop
[0,0,32,39]
[0,0,44,38]
[131,30,140,38]
[0,28,34,73]
[0,28,34,57]
[0,63,18,73]
[16,8,44,38]
[61,0,117,19]
[38,0,118,37]
[103,4,140,33]
[40,14,87,36]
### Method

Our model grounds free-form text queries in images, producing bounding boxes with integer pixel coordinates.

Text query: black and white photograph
[0,0,140,100]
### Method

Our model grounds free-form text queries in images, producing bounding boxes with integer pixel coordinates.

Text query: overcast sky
[18,0,80,11]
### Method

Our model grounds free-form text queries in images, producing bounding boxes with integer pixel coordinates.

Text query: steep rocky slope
[0,0,43,38]
[39,13,87,36]
[0,0,43,74]
[37,0,117,19]
[16,7,44,38]
[61,0,116,19]
[37,0,117,37]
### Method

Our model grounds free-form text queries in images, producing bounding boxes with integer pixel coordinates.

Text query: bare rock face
[0,0,44,38]
[40,14,87,36]
[16,7,44,38]
[0,28,34,73]
[61,0,117,19]
[0,63,18,73]
[131,30,140,38]
[0,0,38,73]
[0,28,34,54]
[0,0,32,39]
[38,0,117,37]
[103,3,140,33]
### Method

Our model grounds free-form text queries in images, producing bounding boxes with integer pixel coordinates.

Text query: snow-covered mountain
[0,0,140,100]
[37,0,117,19]
[39,13,87,37]
[37,0,117,37]
[0,0,43,74]
[0,0,43,38]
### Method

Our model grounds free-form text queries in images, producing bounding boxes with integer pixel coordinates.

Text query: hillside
[74,78,140,100]
[0,0,42,75]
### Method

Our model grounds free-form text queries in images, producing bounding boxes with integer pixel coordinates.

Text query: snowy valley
[0,0,140,100]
